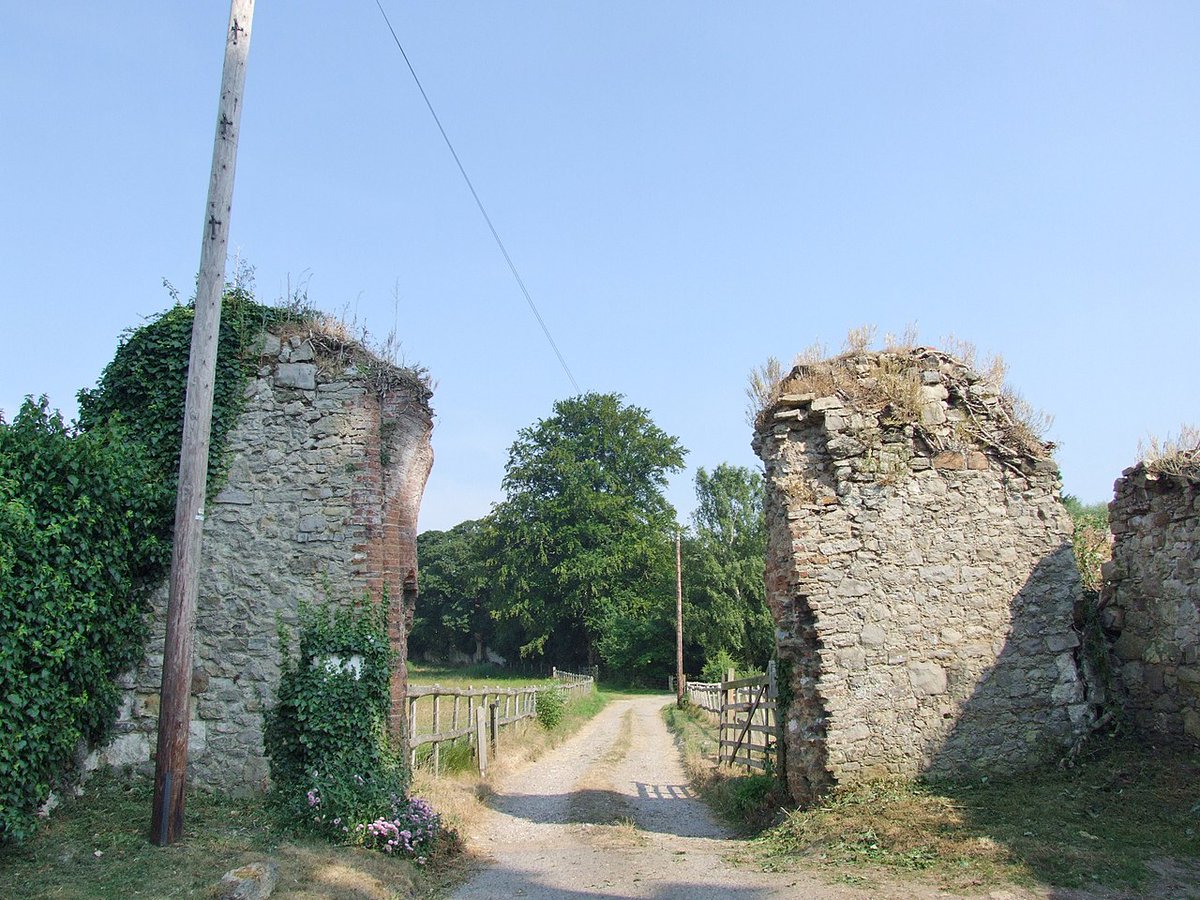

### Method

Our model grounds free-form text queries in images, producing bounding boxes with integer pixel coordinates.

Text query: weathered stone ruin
[1102,461,1200,743]
[97,326,433,789]
[754,348,1089,803]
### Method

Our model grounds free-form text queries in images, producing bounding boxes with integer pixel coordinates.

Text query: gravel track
[448,694,1030,900]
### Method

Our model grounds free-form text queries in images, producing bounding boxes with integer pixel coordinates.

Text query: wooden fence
[405,668,595,775]
[678,661,780,775]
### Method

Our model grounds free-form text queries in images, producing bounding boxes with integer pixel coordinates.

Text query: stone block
[778,392,816,406]
[932,451,966,470]
[908,662,947,697]
[102,732,150,767]
[860,623,887,648]
[217,861,279,900]
[275,363,316,390]
[289,340,315,362]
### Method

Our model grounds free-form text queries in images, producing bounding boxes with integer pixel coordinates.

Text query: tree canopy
[410,519,497,662]
[488,393,686,667]
[682,463,773,672]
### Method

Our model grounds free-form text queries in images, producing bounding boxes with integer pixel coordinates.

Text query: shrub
[535,685,566,730]
[0,399,166,842]
[264,597,448,861]
[1062,494,1110,593]
[701,649,738,684]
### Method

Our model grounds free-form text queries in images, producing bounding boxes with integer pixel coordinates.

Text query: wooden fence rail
[406,668,595,775]
[684,679,721,714]
[672,663,781,775]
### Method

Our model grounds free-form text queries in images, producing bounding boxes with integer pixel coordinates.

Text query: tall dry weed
[1139,425,1200,476]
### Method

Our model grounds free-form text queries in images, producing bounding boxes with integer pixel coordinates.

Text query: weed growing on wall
[1062,495,1111,594]
[746,327,1054,459]
[0,400,166,842]
[264,597,450,862]
[1138,424,1200,478]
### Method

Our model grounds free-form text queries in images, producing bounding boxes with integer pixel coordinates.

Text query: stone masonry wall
[754,349,1088,803]
[1102,463,1200,743]
[94,328,433,790]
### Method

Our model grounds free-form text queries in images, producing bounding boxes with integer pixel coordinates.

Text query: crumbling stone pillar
[753,349,1088,803]
[1102,463,1200,743]
[99,328,432,790]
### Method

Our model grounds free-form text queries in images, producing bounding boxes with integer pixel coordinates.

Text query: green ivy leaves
[0,400,166,841]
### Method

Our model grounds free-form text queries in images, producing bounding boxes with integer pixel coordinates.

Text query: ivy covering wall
[0,289,295,842]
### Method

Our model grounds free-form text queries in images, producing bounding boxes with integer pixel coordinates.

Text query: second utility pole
[676,532,685,708]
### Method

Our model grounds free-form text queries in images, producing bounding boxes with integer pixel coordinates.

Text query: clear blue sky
[3,2,1197,531]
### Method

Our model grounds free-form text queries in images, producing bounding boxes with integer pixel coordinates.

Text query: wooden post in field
[475,706,489,774]
[431,693,441,775]
[675,531,685,709]
[409,698,418,770]
[152,0,254,847]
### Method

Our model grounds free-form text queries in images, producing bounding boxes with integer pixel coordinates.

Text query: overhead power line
[372,0,581,394]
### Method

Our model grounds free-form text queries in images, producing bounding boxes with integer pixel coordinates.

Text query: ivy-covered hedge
[0,288,299,843]
[0,400,166,841]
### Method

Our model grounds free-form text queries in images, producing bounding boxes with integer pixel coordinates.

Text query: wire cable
[372,0,581,394]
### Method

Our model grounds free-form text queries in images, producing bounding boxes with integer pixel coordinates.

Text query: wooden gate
[718,660,781,774]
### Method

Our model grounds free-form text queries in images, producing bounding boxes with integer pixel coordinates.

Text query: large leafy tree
[683,463,773,671]
[410,520,497,662]
[489,393,686,669]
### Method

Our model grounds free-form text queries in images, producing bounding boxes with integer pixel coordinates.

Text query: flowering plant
[357,796,442,863]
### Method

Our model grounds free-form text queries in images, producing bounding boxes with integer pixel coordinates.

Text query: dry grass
[663,704,789,835]
[0,773,425,900]
[410,689,610,841]
[882,322,920,352]
[266,285,433,402]
[1139,424,1200,477]
[748,326,1053,458]
[755,737,1200,895]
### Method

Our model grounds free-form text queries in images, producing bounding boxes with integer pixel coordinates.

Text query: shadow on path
[451,860,792,900]
[485,785,727,839]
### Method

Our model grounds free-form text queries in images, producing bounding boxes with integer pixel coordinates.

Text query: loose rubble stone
[217,860,279,900]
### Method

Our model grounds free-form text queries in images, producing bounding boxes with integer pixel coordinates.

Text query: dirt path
[448,694,1032,900]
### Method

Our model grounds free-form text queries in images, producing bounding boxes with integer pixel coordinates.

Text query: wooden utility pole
[676,531,685,708]
[151,0,255,847]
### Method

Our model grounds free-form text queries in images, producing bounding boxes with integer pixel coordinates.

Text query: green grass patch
[0,771,450,898]
[564,687,609,727]
[756,736,1200,894]
[408,662,558,690]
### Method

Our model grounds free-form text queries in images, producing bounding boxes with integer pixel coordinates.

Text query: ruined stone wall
[95,329,433,790]
[1102,464,1200,743]
[754,349,1088,802]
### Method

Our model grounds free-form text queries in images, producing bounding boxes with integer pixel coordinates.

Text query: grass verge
[665,702,1200,895]
[1,674,610,899]
[756,736,1200,895]
[0,772,430,899]
[662,702,789,834]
